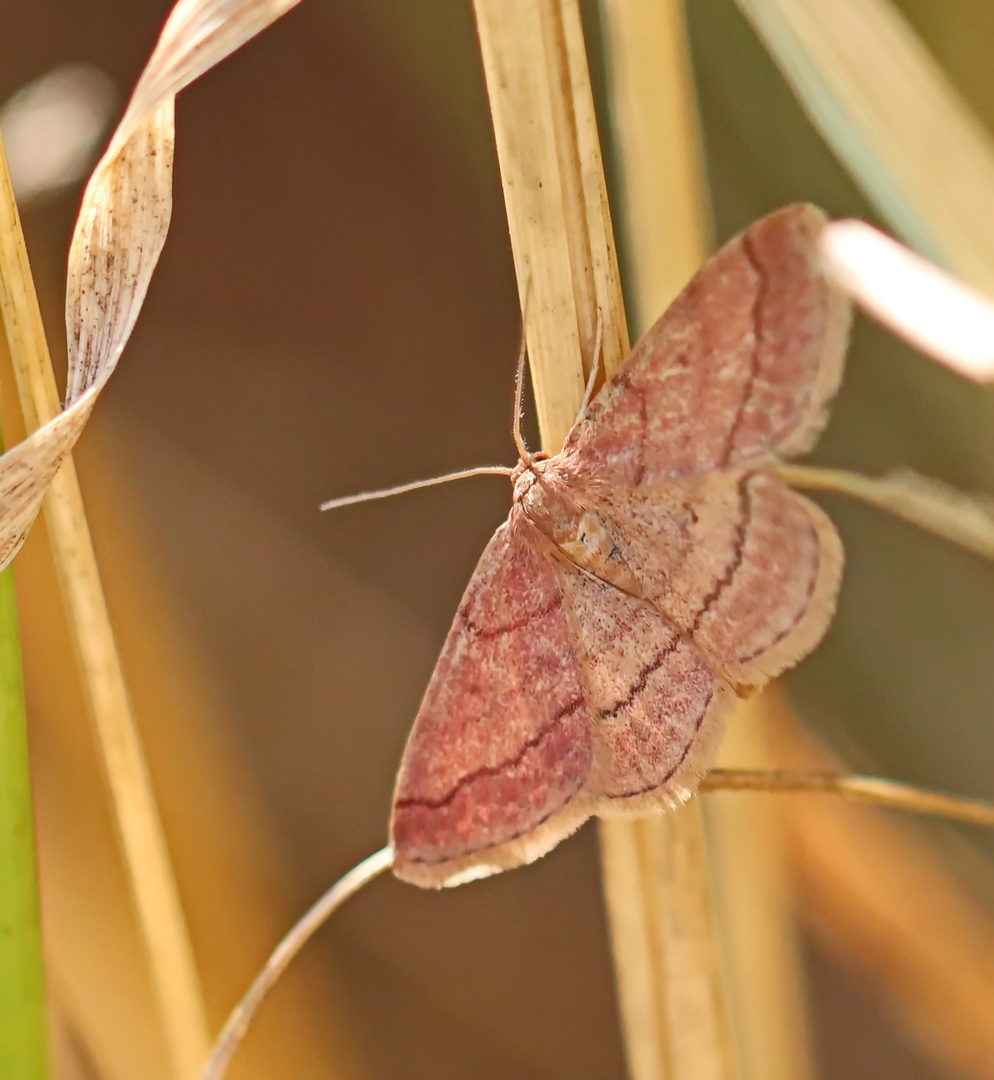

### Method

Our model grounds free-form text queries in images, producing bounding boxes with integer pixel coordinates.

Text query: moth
[390,204,851,888]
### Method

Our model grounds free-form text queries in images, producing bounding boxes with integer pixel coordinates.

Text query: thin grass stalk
[596,0,711,334]
[704,707,816,1080]
[760,688,994,1077]
[0,138,47,1080]
[201,846,394,1080]
[472,4,736,1078]
[599,2,772,1077]
[704,768,994,827]
[777,464,994,561]
[0,133,210,1079]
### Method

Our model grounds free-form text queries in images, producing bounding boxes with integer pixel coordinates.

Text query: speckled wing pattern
[391,205,850,888]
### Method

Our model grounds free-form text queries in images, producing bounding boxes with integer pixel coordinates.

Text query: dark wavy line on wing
[689,473,752,634]
[598,641,680,720]
[718,230,768,467]
[733,510,821,665]
[460,591,563,638]
[394,696,585,813]
[606,684,716,801]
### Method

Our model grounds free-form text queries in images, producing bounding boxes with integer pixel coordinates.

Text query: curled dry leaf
[66,99,175,404]
[0,408,89,567]
[0,0,304,570]
[107,0,304,163]
[820,220,994,382]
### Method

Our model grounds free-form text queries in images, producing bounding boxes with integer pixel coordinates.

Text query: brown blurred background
[2,1,994,1079]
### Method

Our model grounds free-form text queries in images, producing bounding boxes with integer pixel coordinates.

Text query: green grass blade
[0,518,47,1078]
[0,149,48,1078]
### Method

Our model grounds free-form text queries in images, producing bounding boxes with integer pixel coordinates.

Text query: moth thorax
[514,464,580,540]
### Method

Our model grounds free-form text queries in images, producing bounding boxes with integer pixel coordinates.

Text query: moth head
[510,451,549,482]
[509,452,551,490]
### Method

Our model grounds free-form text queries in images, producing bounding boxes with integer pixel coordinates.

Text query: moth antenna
[320,466,514,512]
[576,310,604,423]
[511,317,535,465]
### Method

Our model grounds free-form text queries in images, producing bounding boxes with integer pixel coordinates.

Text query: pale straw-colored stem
[777,463,994,561]
[201,846,394,1080]
[704,769,994,827]
[600,1,752,1076]
[0,137,210,1079]
[474,4,736,1078]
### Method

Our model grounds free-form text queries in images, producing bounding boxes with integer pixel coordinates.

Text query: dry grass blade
[66,100,174,402]
[68,0,307,405]
[110,0,304,160]
[735,0,994,294]
[0,408,90,569]
[474,3,736,1079]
